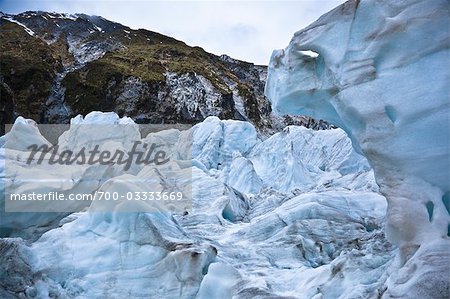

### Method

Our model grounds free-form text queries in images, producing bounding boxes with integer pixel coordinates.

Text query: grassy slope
[0,21,60,126]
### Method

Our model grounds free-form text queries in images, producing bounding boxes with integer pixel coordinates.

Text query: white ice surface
[0,112,392,298]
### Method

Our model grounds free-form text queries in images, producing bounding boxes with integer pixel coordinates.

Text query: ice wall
[266,0,449,297]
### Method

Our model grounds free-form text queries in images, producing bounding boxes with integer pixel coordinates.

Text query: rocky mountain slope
[0,11,330,134]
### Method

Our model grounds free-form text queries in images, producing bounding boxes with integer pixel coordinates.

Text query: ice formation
[266,0,449,297]
[1,0,448,297]
[1,112,391,298]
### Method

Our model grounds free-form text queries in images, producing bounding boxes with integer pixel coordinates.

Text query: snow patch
[3,17,36,36]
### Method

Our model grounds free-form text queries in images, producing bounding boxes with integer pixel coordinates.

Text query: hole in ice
[202,264,210,275]
[222,204,236,222]
[385,105,397,123]
[425,201,434,222]
[363,220,378,232]
[299,50,319,58]
[442,192,450,215]
[447,224,450,237]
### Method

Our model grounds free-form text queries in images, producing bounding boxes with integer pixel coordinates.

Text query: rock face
[266,0,449,297]
[0,11,331,134]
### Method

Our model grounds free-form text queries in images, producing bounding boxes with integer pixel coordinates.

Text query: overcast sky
[0,0,343,65]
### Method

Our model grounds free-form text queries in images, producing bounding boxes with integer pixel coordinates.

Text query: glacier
[1,0,448,297]
[1,112,392,298]
[266,0,449,297]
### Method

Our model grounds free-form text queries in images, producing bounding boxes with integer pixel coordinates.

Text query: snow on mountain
[1,16,36,36]
[0,112,389,298]
[266,0,450,297]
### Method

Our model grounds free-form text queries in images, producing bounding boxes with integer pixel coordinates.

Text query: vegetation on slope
[0,21,60,129]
